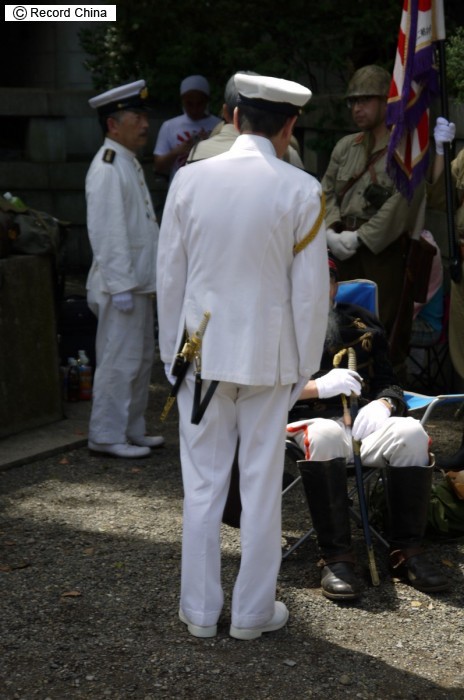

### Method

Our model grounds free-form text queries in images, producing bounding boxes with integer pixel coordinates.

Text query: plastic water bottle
[3,191,27,211]
[77,350,92,401]
[67,357,80,402]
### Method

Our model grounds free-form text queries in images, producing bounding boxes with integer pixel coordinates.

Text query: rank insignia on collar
[102,149,116,163]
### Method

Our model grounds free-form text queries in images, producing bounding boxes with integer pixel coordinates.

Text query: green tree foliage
[80,1,464,113]
[80,0,403,110]
[446,27,464,103]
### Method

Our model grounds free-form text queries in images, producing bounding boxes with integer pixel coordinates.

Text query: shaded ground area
[1,355,464,699]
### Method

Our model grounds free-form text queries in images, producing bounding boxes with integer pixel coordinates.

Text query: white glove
[434,117,456,155]
[164,364,176,386]
[315,368,362,399]
[327,229,359,261]
[352,399,390,441]
[111,291,134,312]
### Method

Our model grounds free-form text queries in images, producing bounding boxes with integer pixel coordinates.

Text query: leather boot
[298,458,362,600]
[385,464,449,592]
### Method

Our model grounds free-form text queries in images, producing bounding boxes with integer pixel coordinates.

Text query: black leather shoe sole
[321,588,361,601]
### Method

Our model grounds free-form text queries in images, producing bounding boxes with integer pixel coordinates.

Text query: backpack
[368,471,464,542]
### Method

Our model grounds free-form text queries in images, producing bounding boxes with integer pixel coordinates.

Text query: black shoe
[320,561,362,600]
[390,550,449,592]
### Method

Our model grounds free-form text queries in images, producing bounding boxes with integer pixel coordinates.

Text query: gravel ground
[1,356,464,700]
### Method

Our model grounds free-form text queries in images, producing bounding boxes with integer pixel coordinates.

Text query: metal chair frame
[407,293,451,395]
[282,278,464,561]
[282,440,388,560]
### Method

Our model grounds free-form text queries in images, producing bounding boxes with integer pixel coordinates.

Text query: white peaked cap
[89,79,149,115]
[235,74,312,115]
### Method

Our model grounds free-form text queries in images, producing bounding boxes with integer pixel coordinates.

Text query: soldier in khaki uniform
[322,65,425,374]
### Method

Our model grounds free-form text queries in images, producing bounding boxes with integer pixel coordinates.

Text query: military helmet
[345,65,391,99]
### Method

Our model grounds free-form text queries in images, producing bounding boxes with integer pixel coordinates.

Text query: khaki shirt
[426,151,464,234]
[452,150,464,234]
[322,131,425,254]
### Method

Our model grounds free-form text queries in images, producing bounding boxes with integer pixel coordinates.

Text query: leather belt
[191,374,219,425]
[341,216,368,232]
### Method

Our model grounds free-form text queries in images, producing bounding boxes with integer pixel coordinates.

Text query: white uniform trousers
[177,375,291,629]
[288,416,430,467]
[87,289,154,444]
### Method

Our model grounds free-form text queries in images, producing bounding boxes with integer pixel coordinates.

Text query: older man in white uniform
[157,74,329,640]
[86,80,164,458]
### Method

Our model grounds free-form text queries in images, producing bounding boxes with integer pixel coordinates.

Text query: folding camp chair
[282,279,383,560]
[407,293,451,395]
[334,277,378,315]
[282,279,464,561]
[282,440,387,560]
[404,391,464,427]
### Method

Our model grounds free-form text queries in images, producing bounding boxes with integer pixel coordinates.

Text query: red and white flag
[386,0,442,201]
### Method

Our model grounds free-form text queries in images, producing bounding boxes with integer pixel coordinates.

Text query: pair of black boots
[298,458,449,600]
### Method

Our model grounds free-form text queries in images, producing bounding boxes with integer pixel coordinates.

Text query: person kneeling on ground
[286,256,449,600]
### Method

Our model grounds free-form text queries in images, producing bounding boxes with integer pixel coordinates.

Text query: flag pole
[434,1,462,283]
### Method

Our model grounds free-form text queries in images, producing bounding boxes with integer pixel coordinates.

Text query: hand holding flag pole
[433,0,462,283]
[386,0,461,283]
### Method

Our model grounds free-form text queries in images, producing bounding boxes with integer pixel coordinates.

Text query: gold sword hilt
[333,348,351,428]
[190,310,211,352]
[347,346,357,372]
[180,311,211,362]
[347,346,359,413]
[160,311,211,422]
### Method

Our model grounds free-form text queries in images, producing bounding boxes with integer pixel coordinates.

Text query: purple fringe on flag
[387,147,430,202]
[386,0,440,201]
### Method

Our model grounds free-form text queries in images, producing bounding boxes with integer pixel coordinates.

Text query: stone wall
[0,83,462,274]
[0,255,62,437]
[0,86,173,271]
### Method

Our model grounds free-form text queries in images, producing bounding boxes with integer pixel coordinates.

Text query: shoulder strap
[293,193,326,255]
[102,148,116,164]
[336,146,387,206]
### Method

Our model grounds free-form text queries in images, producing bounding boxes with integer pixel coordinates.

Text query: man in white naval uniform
[86,80,164,459]
[186,70,305,169]
[157,74,329,640]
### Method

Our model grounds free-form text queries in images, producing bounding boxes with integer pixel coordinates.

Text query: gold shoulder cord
[293,192,326,255]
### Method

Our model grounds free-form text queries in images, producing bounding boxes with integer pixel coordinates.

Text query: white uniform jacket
[86,138,159,296]
[157,134,329,386]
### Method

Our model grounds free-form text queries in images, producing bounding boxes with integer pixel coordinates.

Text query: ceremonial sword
[333,347,380,587]
[160,311,211,422]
